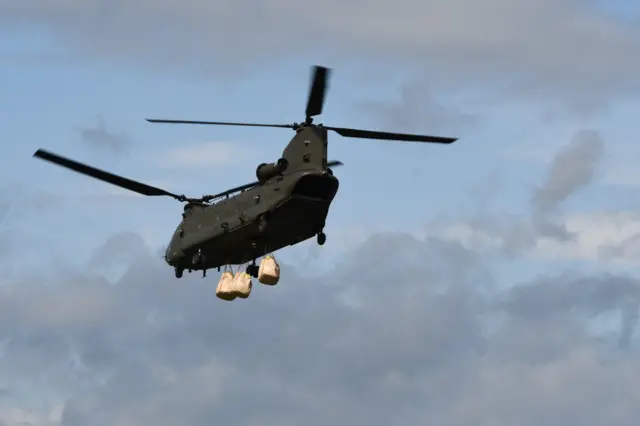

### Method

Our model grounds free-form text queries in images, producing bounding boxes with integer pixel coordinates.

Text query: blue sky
[1,1,640,424]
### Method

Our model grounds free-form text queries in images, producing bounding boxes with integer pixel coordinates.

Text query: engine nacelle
[256,158,288,183]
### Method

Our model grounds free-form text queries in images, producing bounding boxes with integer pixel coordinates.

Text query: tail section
[281,125,328,173]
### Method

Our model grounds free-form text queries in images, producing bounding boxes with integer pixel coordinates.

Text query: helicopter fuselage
[164,169,339,271]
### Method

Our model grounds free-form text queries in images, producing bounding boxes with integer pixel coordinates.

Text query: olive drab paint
[32,65,458,280]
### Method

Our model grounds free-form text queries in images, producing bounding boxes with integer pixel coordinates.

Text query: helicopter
[32,65,458,281]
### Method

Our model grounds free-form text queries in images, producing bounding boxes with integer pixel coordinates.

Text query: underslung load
[258,255,280,286]
[216,271,237,301]
[231,271,252,299]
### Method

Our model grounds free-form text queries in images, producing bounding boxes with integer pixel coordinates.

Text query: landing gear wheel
[175,268,184,278]
[317,232,326,246]
[246,264,259,278]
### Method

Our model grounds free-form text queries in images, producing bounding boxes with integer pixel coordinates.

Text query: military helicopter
[32,65,458,280]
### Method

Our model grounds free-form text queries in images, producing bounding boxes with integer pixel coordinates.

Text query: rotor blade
[203,181,260,201]
[326,126,457,144]
[305,66,331,118]
[327,160,344,167]
[33,149,184,199]
[146,119,294,129]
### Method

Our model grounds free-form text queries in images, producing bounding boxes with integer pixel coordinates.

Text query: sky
[1,0,640,424]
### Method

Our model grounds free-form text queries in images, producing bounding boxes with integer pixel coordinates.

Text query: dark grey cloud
[529,130,605,241]
[500,273,640,344]
[1,0,639,110]
[87,231,150,270]
[1,228,640,425]
[357,80,480,135]
[533,130,605,214]
[77,118,131,153]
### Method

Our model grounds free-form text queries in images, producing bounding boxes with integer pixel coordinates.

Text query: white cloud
[0,407,40,425]
[561,212,640,262]
[0,403,64,426]
[425,211,640,265]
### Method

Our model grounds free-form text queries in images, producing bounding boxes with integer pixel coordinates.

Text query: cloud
[1,229,640,426]
[357,79,480,135]
[532,130,605,214]
[87,231,151,270]
[430,210,640,264]
[77,117,131,153]
[420,130,640,264]
[2,0,639,109]
[153,141,244,168]
[526,129,605,241]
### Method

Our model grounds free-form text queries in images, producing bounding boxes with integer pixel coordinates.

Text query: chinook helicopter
[32,65,458,280]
